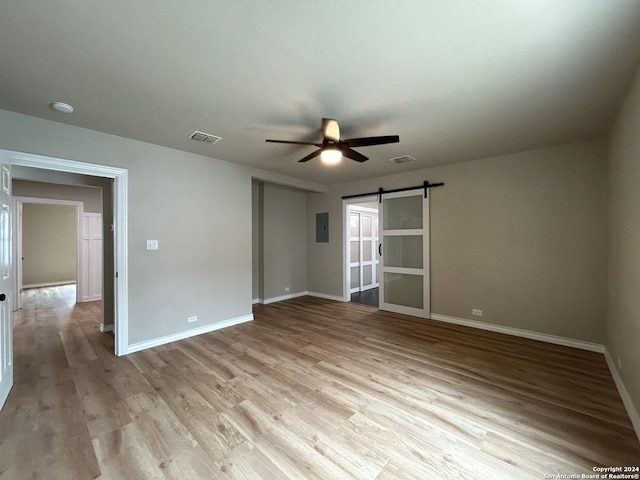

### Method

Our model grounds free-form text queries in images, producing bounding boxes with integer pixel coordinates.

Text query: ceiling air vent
[189,130,221,145]
[389,155,415,164]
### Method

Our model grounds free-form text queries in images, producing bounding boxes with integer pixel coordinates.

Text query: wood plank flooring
[1,285,638,479]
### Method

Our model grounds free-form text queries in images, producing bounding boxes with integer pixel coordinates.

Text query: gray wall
[608,65,640,418]
[307,139,608,343]
[253,181,308,302]
[22,203,77,286]
[0,109,254,346]
[252,180,261,301]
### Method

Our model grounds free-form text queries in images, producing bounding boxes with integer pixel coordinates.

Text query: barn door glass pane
[383,273,423,309]
[382,235,422,269]
[383,196,422,230]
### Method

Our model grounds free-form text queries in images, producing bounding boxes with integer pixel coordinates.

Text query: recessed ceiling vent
[389,155,415,164]
[189,130,221,145]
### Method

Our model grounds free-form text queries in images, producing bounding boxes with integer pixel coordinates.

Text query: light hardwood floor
[1,286,638,479]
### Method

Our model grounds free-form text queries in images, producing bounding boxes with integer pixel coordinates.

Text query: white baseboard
[262,291,308,305]
[259,291,345,305]
[252,298,262,305]
[79,295,102,303]
[126,314,254,354]
[23,280,76,289]
[306,291,345,302]
[430,313,605,353]
[430,313,639,441]
[99,323,113,333]
[603,349,640,443]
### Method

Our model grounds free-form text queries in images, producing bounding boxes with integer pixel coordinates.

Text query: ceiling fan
[265,118,399,164]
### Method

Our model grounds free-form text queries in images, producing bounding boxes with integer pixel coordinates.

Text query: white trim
[604,348,640,443]
[99,323,113,333]
[430,313,605,353]
[23,281,76,289]
[262,291,307,305]
[7,150,129,356]
[252,298,262,305]
[126,314,254,354]
[349,205,378,215]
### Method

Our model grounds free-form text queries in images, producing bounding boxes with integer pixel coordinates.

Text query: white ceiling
[1,1,640,185]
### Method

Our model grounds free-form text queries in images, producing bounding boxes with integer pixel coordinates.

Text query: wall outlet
[146,239,159,250]
[472,309,483,317]
[284,287,290,292]
[188,315,197,323]
[617,356,622,370]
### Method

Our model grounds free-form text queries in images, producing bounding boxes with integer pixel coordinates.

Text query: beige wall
[308,139,608,343]
[13,178,103,213]
[22,204,77,286]
[254,181,307,302]
[607,66,640,418]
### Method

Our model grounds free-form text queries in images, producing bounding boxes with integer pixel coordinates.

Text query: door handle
[379,243,382,256]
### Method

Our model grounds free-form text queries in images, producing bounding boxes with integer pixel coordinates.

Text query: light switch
[146,239,159,250]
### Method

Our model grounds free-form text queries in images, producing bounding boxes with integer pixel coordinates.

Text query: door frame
[5,150,128,356]
[342,195,379,302]
[13,197,84,308]
[347,205,379,295]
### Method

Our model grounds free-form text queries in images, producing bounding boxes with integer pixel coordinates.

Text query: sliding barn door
[379,190,430,318]
[0,156,12,409]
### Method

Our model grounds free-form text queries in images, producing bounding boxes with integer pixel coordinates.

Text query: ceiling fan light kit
[266,118,399,165]
[320,148,342,165]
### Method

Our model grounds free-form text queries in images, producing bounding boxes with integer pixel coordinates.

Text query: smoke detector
[189,130,221,144]
[51,101,74,113]
[389,155,415,164]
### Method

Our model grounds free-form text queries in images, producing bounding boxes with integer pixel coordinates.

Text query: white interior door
[81,213,103,302]
[379,189,430,318]
[348,208,379,294]
[348,212,361,293]
[0,157,13,409]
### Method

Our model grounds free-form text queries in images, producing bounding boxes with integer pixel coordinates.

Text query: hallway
[1,286,108,479]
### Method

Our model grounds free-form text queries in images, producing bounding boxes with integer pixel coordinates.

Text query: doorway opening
[344,197,379,307]
[14,194,103,327]
[6,150,128,356]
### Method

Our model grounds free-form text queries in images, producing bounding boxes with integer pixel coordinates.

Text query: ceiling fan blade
[322,118,340,142]
[298,149,323,163]
[266,139,322,147]
[341,147,368,163]
[343,135,400,148]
